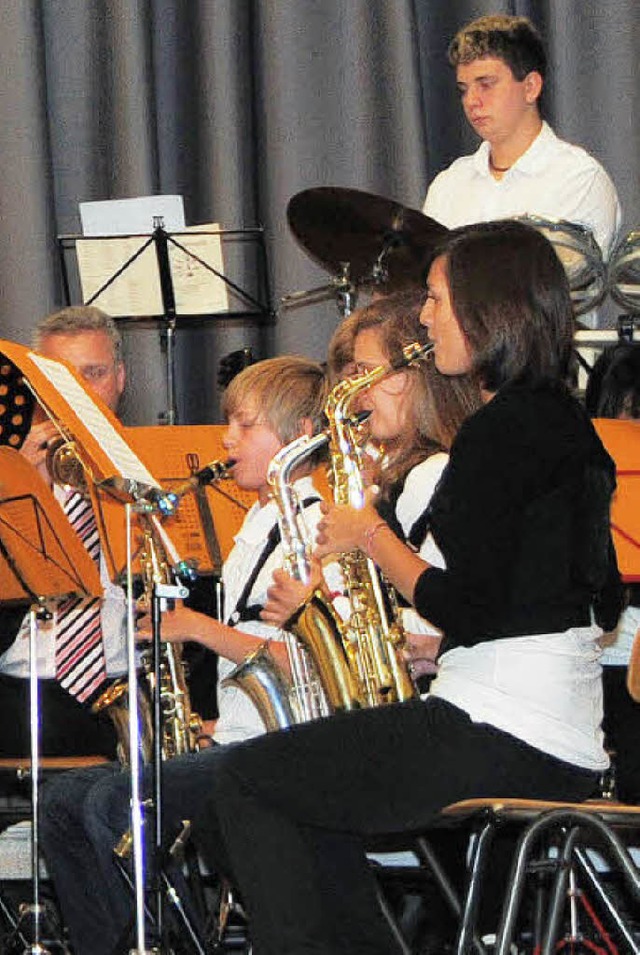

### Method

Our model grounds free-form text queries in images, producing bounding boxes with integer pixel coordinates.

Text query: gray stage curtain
[0,0,637,425]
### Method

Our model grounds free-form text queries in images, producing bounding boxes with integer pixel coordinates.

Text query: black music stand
[57,223,273,425]
[0,448,102,954]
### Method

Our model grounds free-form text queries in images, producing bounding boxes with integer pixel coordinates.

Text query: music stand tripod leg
[16,608,55,954]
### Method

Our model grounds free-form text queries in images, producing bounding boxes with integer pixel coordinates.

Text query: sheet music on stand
[58,196,272,322]
[0,338,168,584]
[58,194,273,426]
[0,338,159,495]
[0,339,242,588]
[76,225,230,317]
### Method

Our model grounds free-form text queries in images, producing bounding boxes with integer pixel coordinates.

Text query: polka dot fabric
[0,353,35,449]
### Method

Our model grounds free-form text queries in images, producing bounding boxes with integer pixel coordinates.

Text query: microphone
[144,459,235,516]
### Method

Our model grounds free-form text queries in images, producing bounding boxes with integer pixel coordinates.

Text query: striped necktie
[55,491,107,702]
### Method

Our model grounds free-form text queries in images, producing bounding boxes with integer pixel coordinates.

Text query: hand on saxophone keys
[403,633,442,678]
[261,564,323,628]
[314,493,383,560]
[134,601,195,644]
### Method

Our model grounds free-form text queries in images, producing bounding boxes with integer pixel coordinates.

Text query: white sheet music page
[76,236,165,317]
[79,195,186,236]
[28,352,159,488]
[77,195,187,317]
[170,223,229,314]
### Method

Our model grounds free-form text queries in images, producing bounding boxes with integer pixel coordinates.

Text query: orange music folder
[95,425,256,580]
[593,418,640,583]
[0,448,101,604]
[0,338,160,493]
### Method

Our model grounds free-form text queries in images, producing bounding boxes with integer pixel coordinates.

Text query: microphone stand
[24,607,49,955]
[124,503,152,955]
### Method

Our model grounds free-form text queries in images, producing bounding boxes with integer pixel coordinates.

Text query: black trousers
[204,697,599,955]
[602,665,640,803]
[0,674,118,761]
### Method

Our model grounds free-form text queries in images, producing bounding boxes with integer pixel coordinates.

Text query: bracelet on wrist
[363,519,388,557]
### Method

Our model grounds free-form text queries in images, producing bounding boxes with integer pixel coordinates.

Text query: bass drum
[516,215,607,315]
[608,228,640,312]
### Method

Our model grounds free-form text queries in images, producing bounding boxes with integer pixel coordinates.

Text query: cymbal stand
[371,227,404,288]
[280,262,358,318]
[334,262,357,317]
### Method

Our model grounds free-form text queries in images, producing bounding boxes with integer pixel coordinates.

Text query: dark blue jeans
[39,746,230,955]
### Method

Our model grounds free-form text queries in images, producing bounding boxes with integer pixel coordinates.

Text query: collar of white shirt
[472,120,556,179]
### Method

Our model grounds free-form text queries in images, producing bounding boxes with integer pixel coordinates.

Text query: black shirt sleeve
[412,382,622,652]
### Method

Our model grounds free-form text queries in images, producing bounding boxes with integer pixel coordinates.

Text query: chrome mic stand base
[12,900,69,954]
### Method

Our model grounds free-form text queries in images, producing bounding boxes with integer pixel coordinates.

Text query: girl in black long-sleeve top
[195,221,624,955]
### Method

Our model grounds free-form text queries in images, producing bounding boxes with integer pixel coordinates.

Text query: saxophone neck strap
[408,506,432,551]
[227,495,321,626]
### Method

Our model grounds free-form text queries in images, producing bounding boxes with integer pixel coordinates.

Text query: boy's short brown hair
[223,355,328,459]
[448,14,546,82]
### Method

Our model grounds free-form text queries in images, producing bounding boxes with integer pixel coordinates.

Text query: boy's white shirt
[215,475,340,744]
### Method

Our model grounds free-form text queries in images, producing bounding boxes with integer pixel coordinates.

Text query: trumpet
[46,436,91,493]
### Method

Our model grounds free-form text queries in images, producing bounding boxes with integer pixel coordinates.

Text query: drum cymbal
[287,187,448,291]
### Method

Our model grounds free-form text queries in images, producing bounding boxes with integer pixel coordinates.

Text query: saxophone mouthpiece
[391,340,435,371]
[194,458,235,485]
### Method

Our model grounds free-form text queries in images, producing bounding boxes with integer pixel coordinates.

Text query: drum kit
[282,185,640,335]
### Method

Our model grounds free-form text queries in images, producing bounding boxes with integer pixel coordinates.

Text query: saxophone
[92,514,210,763]
[93,459,235,761]
[138,517,203,758]
[224,342,432,724]
[221,429,363,731]
[323,340,434,707]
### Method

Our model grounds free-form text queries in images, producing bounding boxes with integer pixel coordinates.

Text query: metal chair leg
[495,810,640,955]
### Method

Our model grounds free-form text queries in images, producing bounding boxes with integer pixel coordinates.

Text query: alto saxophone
[267,433,361,715]
[324,340,434,707]
[224,341,431,724]
[221,429,362,731]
